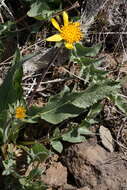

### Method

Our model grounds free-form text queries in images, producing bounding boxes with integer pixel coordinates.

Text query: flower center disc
[15,106,26,119]
[61,23,82,44]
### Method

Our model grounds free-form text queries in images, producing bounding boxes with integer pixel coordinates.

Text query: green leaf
[19,177,47,190]
[0,21,14,36]
[81,64,108,83]
[71,81,119,108]
[89,64,107,75]
[2,159,16,175]
[51,140,63,153]
[0,49,39,114]
[28,168,43,179]
[86,102,103,120]
[62,128,86,143]
[32,143,49,155]
[0,110,7,128]
[30,144,50,162]
[75,43,101,57]
[3,122,24,144]
[40,103,83,124]
[113,95,127,114]
[0,49,23,112]
[27,1,55,20]
[78,126,94,136]
[80,57,103,65]
[29,81,119,124]
[53,127,60,137]
[30,103,83,125]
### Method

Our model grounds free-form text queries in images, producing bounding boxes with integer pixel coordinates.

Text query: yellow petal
[51,18,61,32]
[46,34,63,41]
[65,42,74,49]
[63,11,69,26]
[74,22,80,27]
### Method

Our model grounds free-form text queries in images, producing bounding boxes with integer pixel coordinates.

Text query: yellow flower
[15,106,26,119]
[46,11,83,49]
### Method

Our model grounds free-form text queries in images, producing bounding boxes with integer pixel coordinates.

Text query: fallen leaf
[99,125,114,152]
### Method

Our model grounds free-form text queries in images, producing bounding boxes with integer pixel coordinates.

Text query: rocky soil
[41,137,127,190]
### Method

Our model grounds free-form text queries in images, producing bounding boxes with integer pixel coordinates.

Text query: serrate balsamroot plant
[46,11,83,49]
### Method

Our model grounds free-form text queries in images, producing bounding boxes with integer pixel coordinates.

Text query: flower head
[15,106,26,119]
[46,11,83,49]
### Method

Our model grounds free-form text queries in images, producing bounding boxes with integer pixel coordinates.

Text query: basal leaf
[33,103,84,124]
[113,95,127,114]
[62,128,86,143]
[0,50,23,112]
[30,144,50,162]
[28,168,43,179]
[27,1,55,20]
[53,128,60,137]
[78,126,94,136]
[51,140,63,153]
[82,64,108,83]
[0,110,7,128]
[32,143,49,154]
[71,81,120,108]
[29,81,119,124]
[0,50,40,113]
[86,102,103,120]
[75,43,101,57]
[80,57,103,65]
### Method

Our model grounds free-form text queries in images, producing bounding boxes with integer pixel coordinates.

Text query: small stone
[42,162,67,187]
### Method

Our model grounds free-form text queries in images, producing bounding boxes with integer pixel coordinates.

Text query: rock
[77,188,90,190]
[23,47,69,74]
[81,0,106,18]
[62,184,90,190]
[64,140,127,190]
[81,0,127,52]
[42,162,67,188]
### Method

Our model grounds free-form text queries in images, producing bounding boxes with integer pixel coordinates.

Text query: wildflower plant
[0,4,127,190]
